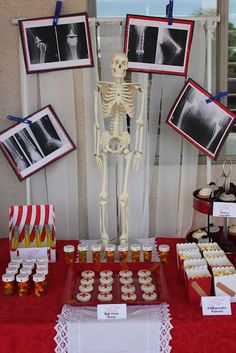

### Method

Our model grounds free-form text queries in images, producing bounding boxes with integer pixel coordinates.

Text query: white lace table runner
[76,238,159,263]
[54,304,172,353]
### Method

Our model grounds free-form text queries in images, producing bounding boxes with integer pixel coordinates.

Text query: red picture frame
[0,105,76,180]
[19,12,93,74]
[124,14,194,76]
[166,79,236,160]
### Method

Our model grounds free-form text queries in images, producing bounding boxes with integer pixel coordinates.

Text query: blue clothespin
[53,1,62,26]
[206,91,229,103]
[7,115,32,125]
[166,0,174,25]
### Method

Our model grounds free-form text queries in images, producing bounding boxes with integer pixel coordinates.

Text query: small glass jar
[33,274,46,297]
[105,244,116,263]
[11,257,23,266]
[22,262,35,271]
[6,268,18,276]
[142,245,152,262]
[2,273,15,297]
[159,244,170,264]
[36,256,48,265]
[20,268,33,286]
[130,244,141,262]
[77,244,88,263]
[91,244,102,263]
[16,274,29,297]
[36,268,48,288]
[63,245,75,264]
[118,244,129,262]
[36,264,48,272]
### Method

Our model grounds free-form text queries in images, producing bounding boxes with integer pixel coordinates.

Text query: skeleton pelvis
[101,131,130,154]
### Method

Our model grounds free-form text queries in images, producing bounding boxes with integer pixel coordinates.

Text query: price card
[97,304,127,320]
[213,202,236,218]
[201,296,232,316]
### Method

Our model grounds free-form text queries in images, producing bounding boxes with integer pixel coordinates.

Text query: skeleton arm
[133,86,145,171]
[94,87,103,172]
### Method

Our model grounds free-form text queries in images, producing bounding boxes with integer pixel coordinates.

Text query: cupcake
[97,292,113,302]
[219,193,236,202]
[192,229,208,242]
[121,293,137,302]
[142,292,157,301]
[76,292,91,302]
[197,187,212,200]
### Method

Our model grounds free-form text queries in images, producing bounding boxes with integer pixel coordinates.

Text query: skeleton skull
[110,52,128,80]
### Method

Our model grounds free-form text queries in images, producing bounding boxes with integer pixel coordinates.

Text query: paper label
[213,202,236,217]
[97,304,127,320]
[201,296,232,315]
[18,247,48,259]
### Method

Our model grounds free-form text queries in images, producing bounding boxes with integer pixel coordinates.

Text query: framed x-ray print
[124,14,194,76]
[19,12,93,73]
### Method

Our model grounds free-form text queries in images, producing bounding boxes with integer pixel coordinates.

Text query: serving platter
[62,262,169,306]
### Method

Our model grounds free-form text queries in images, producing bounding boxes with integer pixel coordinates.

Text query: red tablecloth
[0,237,236,353]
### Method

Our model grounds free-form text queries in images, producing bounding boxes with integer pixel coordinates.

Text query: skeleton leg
[119,150,133,244]
[99,151,109,245]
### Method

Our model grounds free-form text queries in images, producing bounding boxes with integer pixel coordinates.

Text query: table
[0,237,236,353]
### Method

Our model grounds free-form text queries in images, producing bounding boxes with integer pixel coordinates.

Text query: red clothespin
[53,1,63,26]
[166,0,174,25]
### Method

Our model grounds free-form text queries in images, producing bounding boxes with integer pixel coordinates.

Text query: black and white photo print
[0,106,76,180]
[166,79,235,159]
[124,14,194,76]
[19,13,93,73]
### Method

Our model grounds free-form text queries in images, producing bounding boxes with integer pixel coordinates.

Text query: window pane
[228,64,236,78]
[229,47,236,62]
[229,31,236,47]
[228,79,236,93]
[228,95,236,110]
[97,0,217,18]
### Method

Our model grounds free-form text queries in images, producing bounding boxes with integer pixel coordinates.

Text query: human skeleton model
[94,52,145,245]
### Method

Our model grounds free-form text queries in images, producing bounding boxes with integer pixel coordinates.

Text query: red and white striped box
[9,204,56,262]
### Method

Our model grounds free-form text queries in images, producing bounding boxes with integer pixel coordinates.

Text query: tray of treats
[62,262,169,306]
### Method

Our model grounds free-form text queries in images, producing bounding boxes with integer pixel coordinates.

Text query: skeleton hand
[133,151,142,171]
[95,155,103,172]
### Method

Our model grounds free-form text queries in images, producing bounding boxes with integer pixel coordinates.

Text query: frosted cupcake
[197,187,212,200]
[76,292,91,302]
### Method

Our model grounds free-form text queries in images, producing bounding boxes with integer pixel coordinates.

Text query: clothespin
[53,1,62,26]
[166,0,174,25]
[206,91,229,103]
[7,115,32,125]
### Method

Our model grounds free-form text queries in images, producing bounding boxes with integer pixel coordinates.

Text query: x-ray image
[20,13,93,73]
[166,79,235,160]
[0,105,75,180]
[57,23,89,61]
[155,28,187,66]
[125,15,194,76]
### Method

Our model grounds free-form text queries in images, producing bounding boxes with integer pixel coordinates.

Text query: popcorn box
[203,249,226,260]
[178,250,202,283]
[183,258,208,286]
[176,243,198,268]
[212,266,236,302]
[206,256,233,269]
[186,266,212,305]
[197,242,221,252]
[9,204,56,262]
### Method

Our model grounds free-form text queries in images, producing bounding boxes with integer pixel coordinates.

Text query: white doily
[54,304,172,353]
[75,237,159,263]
